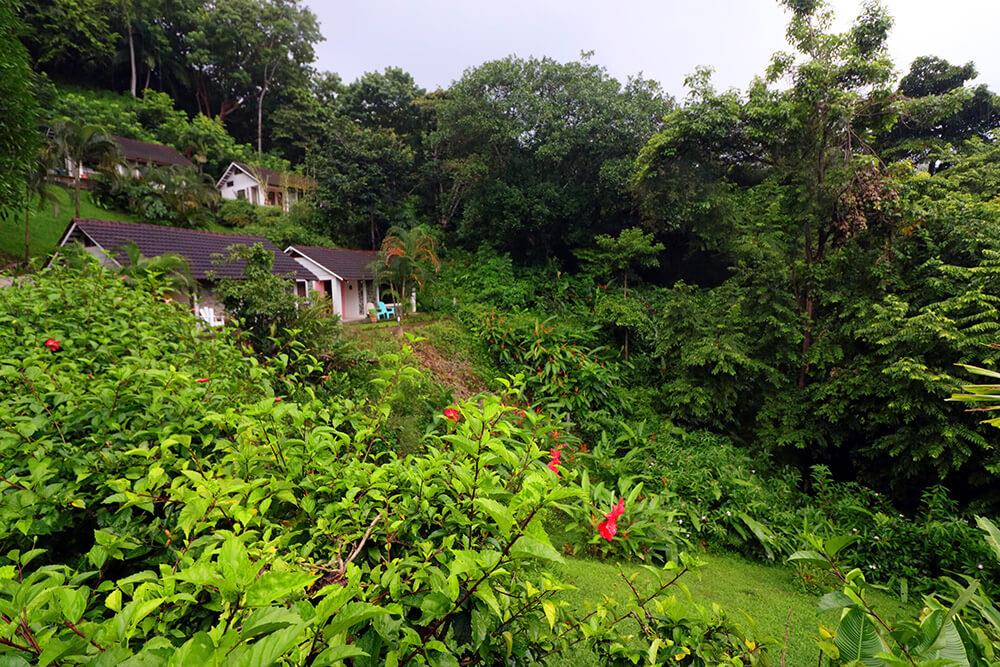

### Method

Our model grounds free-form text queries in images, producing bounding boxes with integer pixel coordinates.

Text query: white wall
[219,170,263,205]
[289,256,346,318]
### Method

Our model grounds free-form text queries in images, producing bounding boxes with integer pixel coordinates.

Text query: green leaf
[834,608,886,667]
[542,601,556,630]
[788,550,829,567]
[976,516,1000,563]
[244,571,318,607]
[510,535,563,563]
[324,602,388,637]
[169,632,219,667]
[312,643,369,667]
[239,607,303,641]
[105,588,123,612]
[59,588,87,623]
[474,498,514,536]
[230,624,304,667]
[817,591,853,613]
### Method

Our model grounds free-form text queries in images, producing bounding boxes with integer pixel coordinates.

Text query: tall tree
[434,54,672,260]
[577,227,664,358]
[19,0,118,73]
[185,0,320,150]
[339,67,427,141]
[0,1,40,218]
[883,56,1000,173]
[308,118,415,248]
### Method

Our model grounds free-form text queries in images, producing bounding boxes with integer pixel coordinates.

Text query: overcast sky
[304,1,1000,98]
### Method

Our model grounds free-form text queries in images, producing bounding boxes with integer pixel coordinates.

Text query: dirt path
[348,318,489,400]
[408,338,487,400]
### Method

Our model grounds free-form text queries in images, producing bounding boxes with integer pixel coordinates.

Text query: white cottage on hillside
[216,162,315,212]
[284,245,381,321]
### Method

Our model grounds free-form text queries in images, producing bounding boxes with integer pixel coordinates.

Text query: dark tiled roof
[287,245,379,280]
[66,219,315,281]
[112,136,192,167]
[232,162,316,189]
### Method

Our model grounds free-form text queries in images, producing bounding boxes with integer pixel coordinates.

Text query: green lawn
[1,186,136,261]
[550,553,906,666]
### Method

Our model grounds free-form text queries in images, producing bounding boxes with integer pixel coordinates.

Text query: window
[226,180,234,187]
[236,189,246,200]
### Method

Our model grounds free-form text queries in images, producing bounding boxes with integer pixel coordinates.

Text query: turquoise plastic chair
[377,301,396,320]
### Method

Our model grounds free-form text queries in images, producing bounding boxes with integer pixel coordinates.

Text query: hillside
[4,0,1000,664]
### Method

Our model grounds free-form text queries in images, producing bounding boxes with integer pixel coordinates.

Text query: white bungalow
[284,245,381,321]
[216,162,315,212]
[55,218,317,326]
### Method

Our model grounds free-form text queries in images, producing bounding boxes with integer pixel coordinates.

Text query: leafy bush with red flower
[0,262,766,665]
[565,472,691,562]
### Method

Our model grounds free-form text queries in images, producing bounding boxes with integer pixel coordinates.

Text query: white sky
[305,0,1000,97]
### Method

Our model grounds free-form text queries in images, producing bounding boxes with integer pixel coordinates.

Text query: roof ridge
[295,244,376,253]
[75,218,275,244]
[112,134,176,147]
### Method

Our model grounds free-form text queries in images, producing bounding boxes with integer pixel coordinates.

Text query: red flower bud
[44,338,61,352]
[547,448,562,476]
[195,378,210,383]
[597,498,626,541]
[443,407,460,422]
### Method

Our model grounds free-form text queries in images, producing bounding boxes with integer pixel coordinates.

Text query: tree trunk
[623,270,629,361]
[73,170,81,218]
[23,184,30,263]
[797,221,814,388]
[257,85,267,154]
[128,20,137,97]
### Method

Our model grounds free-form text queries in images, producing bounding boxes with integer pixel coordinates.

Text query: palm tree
[950,364,1000,429]
[119,242,195,296]
[47,120,123,218]
[377,225,440,324]
[145,165,220,227]
[22,143,61,263]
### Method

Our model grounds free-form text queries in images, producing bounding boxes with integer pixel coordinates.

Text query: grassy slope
[344,314,500,399]
[553,553,906,666]
[1,186,137,260]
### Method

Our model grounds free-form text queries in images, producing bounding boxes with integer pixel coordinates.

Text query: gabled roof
[112,136,192,168]
[285,245,379,280]
[60,219,316,281]
[217,161,316,190]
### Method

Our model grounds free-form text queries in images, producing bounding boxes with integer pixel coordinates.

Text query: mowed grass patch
[345,314,501,398]
[1,186,137,260]
[549,552,907,666]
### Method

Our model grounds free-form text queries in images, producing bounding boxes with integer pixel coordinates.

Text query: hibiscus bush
[0,263,765,664]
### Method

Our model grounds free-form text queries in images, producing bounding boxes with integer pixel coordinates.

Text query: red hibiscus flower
[195,378,210,383]
[274,396,283,402]
[44,338,61,352]
[547,448,562,475]
[597,498,626,541]
[443,407,460,422]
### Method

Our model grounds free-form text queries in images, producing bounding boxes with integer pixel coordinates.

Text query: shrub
[0,263,764,664]
[217,198,259,227]
[471,311,622,419]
